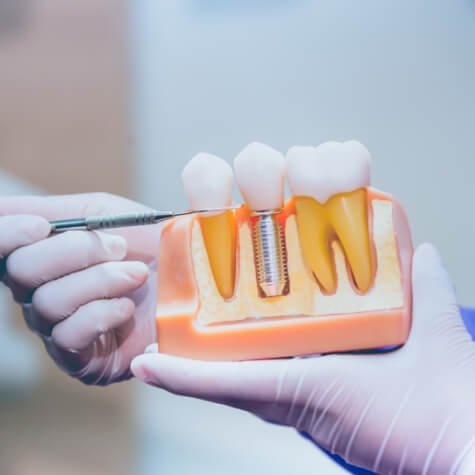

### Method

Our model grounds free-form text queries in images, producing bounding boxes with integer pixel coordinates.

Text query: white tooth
[286,140,371,203]
[234,142,286,210]
[182,153,233,209]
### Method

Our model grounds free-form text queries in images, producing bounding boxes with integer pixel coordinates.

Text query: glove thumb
[409,243,470,350]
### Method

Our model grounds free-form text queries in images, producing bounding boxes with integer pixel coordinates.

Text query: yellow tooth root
[199,211,236,299]
[326,189,373,293]
[294,189,374,294]
[294,197,337,293]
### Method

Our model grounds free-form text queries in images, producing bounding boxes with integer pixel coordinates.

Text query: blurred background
[1,1,474,474]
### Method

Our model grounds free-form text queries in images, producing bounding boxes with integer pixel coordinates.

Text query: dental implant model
[155,141,413,361]
[234,143,289,298]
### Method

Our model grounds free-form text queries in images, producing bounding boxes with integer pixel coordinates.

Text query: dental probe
[49,206,240,234]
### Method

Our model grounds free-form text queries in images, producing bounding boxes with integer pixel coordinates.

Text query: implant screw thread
[251,212,289,298]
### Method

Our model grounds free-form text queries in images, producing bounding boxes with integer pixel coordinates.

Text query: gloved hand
[0,193,160,385]
[131,244,475,474]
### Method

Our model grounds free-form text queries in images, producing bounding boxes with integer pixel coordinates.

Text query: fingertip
[412,243,452,288]
[116,296,135,316]
[130,355,148,381]
[131,353,161,385]
[31,216,53,240]
[126,261,150,285]
[96,232,128,260]
[413,242,441,267]
[145,343,158,354]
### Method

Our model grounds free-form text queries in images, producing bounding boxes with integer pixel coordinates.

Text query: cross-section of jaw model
[156,141,413,360]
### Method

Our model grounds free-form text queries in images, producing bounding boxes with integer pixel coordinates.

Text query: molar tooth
[287,141,373,293]
[182,153,236,299]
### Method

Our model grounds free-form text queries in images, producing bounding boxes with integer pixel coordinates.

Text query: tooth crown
[234,142,286,210]
[287,141,371,204]
[182,152,233,209]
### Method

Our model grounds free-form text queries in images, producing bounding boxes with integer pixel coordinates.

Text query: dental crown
[234,142,286,211]
[286,140,371,204]
[182,152,233,209]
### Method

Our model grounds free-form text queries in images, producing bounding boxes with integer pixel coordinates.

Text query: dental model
[156,141,412,360]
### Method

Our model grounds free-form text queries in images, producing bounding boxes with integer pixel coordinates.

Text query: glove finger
[130,352,339,415]
[51,297,135,352]
[131,353,286,404]
[0,194,108,220]
[0,194,162,263]
[409,242,468,345]
[0,215,51,259]
[41,329,120,385]
[0,215,51,279]
[0,193,150,220]
[6,230,127,296]
[29,261,148,333]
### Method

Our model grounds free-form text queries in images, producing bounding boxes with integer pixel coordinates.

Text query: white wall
[128,1,475,473]
[130,0,475,304]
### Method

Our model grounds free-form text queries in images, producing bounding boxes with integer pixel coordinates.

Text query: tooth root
[326,188,373,292]
[199,211,236,299]
[294,196,337,293]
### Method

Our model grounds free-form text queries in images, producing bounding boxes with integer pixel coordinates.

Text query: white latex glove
[0,194,160,385]
[131,244,475,474]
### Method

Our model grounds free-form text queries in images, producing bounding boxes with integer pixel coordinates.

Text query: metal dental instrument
[49,206,240,234]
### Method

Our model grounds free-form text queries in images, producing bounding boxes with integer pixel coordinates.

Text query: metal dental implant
[250,209,289,298]
[234,142,290,299]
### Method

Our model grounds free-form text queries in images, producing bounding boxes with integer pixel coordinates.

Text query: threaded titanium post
[251,209,289,298]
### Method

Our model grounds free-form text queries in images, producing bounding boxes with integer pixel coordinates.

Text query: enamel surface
[286,140,371,204]
[234,142,286,210]
[182,152,233,209]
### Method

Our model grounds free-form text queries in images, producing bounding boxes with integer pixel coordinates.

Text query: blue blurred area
[461,306,475,340]
[184,0,300,17]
